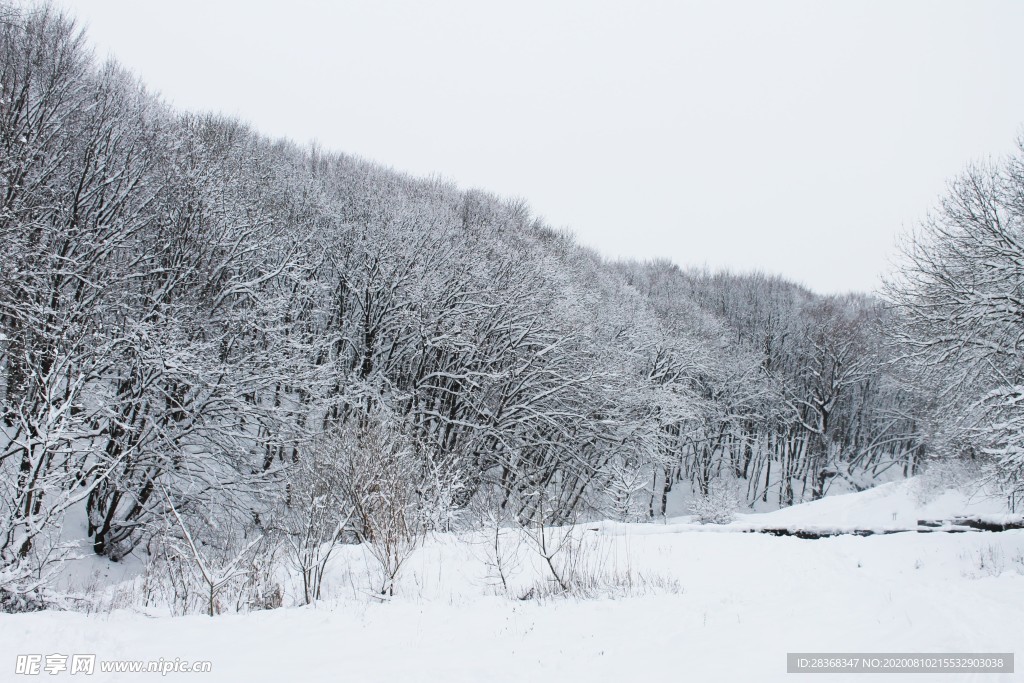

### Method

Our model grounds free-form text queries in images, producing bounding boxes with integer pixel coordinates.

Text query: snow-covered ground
[3,479,1023,682]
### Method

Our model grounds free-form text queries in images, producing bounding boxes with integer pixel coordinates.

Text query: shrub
[690,477,740,524]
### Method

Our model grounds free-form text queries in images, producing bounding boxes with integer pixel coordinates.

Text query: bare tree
[277,431,354,605]
[886,139,1024,492]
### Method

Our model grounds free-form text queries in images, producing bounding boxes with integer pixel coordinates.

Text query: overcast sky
[63,0,1024,294]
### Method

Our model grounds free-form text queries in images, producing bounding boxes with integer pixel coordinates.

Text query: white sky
[62,0,1024,294]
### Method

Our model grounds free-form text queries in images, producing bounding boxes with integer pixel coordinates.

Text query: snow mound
[595,478,1015,536]
[736,478,1010,530]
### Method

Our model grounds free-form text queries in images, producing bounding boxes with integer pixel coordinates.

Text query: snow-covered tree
[886,139,1024,492]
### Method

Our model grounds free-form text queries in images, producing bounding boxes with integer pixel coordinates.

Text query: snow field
[4,480,1023,682]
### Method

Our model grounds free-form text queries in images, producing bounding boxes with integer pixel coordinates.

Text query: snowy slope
[735,479,1011,529]
[598,478,1014,536]
[2,481,1022,682]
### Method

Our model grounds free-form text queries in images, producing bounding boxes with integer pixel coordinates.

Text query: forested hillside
[2,4,1020,611]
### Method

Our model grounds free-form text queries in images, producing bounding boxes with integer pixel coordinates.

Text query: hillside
[0,2,935,612]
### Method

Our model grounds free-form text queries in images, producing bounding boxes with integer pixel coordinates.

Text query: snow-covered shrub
[518,529,681,601]
[235,545,284,612]
[468,487,524,595]
[337,413,433,597]
[690,477,740,524]
[518,488,588,594]
[602,455,650,522]
[512,488,683,601]
[0,530,74,613]
[144,494,268,616]
[277,430,355,605]
[0,582,50,613]
[416,450,468,533]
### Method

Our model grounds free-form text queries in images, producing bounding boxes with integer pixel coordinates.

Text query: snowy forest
[2,4,1023,618]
